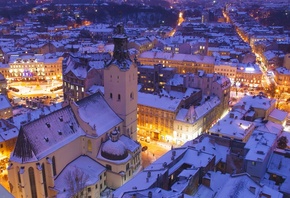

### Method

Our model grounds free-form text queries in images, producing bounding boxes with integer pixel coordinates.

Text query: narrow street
[140,140,171,168]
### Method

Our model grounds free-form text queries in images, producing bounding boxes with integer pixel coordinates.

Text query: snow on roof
[119,135,140,152]
[255,120,283,135]
[139,51,215,64]
[183,135,229,164]
[209,118,254,142]
[0,184,14,198]
[9,103,62,129]
[138,92,181,112]
[265,152,290,194]
[77,93,123,136]
[195,96,220,119]
[113,169,166,198]
[267,152,290,179]
[244,130,277,162]
[167,74,184,86]
[194,171,283,198]
[276,67,290,75]
[235,95,274,111]
[97,144,132,165]
[0,94,12,110]
[121,187,184,198]
[115,146,215,197]
[269,109,288,121]
[0,121,18,142]
[264,50,276,61]
[171,169,198,192]
[54,155,106,198]
[88,60,105,69]
[10,106,85,163]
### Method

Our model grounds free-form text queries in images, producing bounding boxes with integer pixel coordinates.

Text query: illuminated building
[0,73,7,95]
[138,64,176,93]
[138,51,215,74]
[235,63,263,88]
[62,52,111,101]
[274,67,290,92]
[0,95,12,120]
[138,71,231,144]
[273,53,290,93]
[7,24,141,198]
[8,53,63,81]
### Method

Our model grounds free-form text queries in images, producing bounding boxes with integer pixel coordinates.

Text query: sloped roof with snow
[54,155,106,198]
[139,51,215,64]
[11,106,84,163]
[138,92,181,112]
[10,92,122,163]
[0,94,12,110]
[193,171,283,198]
[269,109,288,122]
[77,93,123,136]
[244,130,277,162]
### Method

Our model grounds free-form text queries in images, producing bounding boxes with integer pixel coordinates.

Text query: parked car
[141,146,148,151]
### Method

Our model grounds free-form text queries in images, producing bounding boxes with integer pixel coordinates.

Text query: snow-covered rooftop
[54,155,106,198]
[138,92,181,112]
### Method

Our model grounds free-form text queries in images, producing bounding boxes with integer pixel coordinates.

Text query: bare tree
[64,167,89,197]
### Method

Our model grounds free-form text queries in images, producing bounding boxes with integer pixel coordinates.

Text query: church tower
[104,24,138,140]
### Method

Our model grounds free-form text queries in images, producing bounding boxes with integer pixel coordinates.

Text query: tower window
[118,94,121,101]
[130,92,134,99]
[110,93,112,99]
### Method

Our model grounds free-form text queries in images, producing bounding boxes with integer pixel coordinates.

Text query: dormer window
[69,123,74,131]
[46,122,51,128]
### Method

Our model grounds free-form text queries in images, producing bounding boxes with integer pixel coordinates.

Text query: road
[140,140,171,168]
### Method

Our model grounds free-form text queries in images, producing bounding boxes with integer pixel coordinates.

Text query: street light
[276,89,281,109]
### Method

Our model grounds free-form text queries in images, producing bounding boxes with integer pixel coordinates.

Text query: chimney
[202,174,211,188]
[249,186,256,194]
[148,191,152,198]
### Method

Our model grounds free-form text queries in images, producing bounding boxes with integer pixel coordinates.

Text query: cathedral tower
[104,24,138,140]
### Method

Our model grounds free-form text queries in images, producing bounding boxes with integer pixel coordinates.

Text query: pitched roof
[11,106,84,163]
[10,92,122,163]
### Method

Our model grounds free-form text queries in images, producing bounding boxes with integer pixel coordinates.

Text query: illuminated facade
[214,62,238,83]
[0,95,12,120]
[7,54,63,81]
[274,67,290,93]
[235,64,263,88]
[138,64,176,93]
[137,98,180,142]
[138,51,215,74]
[138,72,231,144]
[62,53,111,101]
[0,73,7,95]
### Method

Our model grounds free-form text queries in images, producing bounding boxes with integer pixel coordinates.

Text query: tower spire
[110,23,131,69]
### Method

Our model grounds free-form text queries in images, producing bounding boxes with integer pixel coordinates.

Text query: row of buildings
[224,3,290,92]
[113,93,290,198]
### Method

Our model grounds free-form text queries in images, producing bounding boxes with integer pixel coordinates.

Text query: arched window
[29,167,37,198]
[52,156,57,176]
[87,140,92,152]
[42,163,48,197]
[17,166,21,184]
[106,164,112,171]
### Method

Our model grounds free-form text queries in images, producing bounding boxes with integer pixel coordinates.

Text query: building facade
[138,51,215,74]
[138,64,176,93]
[7,54,63,81]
